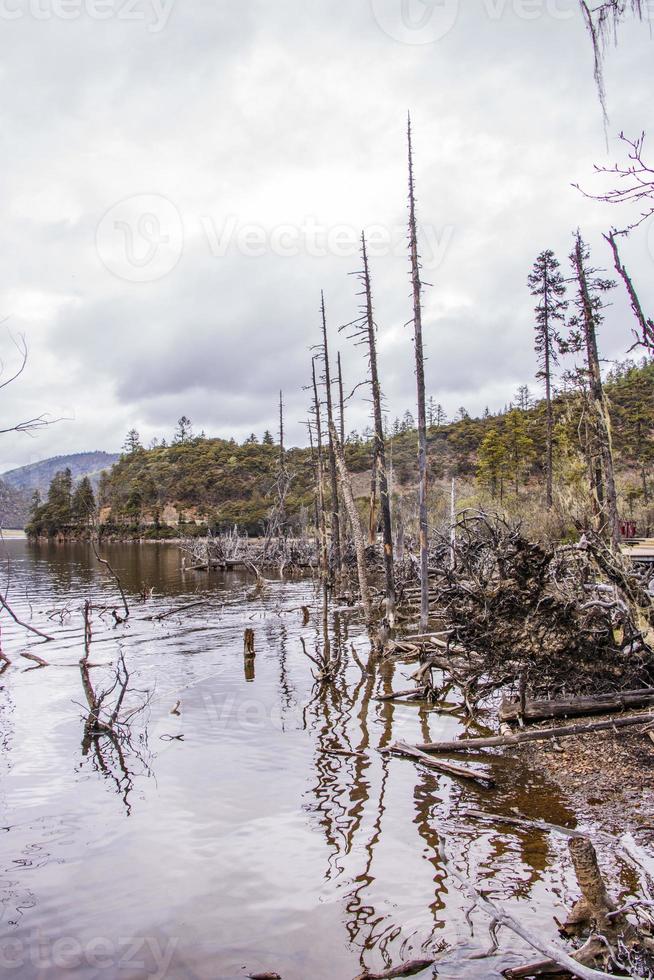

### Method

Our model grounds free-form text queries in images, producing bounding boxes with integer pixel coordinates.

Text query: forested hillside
[90,358,653,539]
[2,451,119,496]
[0,479,31,529]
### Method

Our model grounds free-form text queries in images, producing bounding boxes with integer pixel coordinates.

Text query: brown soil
[518,716,654,835]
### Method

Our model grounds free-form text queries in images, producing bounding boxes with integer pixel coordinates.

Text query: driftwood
[20,651,50,668]
[0,593,54,641]
[412,712,654,753]
[463,808,582,839]
[92,540,130,621]
[500,688,654,723]
[508,837,640,978]
[144,600,210,621]
[353,958,436,979]
[439,842,617,980]
[388,741,494,787]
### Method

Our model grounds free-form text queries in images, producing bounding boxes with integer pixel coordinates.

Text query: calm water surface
[0,541,589,979]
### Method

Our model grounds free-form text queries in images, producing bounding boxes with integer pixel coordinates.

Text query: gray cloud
[0,0,652,469]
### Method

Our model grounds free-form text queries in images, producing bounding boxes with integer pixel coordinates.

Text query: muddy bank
[516,716,654,836]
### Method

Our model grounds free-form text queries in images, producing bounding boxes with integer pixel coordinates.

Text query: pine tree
[514,385,534,412]
[72,477,96,525]
[401,410,415,432]
[504,409,535,495]
[528,249,567,508]
[262,430,274,445]
[122,429,142,454]
[174,416,193,444]
[47,469,73,527]
[477,429,508,501]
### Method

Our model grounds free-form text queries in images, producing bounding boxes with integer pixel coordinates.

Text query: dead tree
[605,229,654,353]
[261,392,292,563]
[91,539,130,621]
[407,115,429,631]
[575,132,654,353]
[0,333,59,437]
[570,232,621,551]
[336,351,348,552]
[328,418,373,627]
[345,232,396,608]
[320,293,342,579]
[311,357,329,577]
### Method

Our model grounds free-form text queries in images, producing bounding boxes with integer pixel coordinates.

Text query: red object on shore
[620,520,637,539]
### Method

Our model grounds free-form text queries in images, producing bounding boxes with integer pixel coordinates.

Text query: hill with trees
[2,451,119,497]
[26,358,653,541]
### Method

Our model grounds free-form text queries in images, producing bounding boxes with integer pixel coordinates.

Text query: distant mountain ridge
[0,452,120,527]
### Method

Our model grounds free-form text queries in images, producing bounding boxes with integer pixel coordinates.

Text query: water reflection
[0,540,587,979]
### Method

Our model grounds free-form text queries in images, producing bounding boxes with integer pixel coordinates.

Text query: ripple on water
[0,541,581,980]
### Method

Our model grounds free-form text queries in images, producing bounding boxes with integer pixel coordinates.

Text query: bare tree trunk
[368,458,378,546]
[311,357,329,577]
[320,293,342,578]
[278,389,286,534]
[336,351,348,552]
[328,419,373,626]
[407,116,429,631]
[573,235,621,551]
[361,232,395,606]
[543,277,554,509]
[606,230,654,353]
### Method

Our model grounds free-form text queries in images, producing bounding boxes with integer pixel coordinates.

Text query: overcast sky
[0,0,652,470]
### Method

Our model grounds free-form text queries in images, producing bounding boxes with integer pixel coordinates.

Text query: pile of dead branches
[433,512,654,701]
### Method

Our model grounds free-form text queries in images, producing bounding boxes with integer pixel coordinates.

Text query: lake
[0,540,585,979]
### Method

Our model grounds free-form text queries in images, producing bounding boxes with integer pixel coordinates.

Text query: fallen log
[388,741,494,787]
[500,687,654,723]
[413,712,654,753]
[20,652,50,668]
[374,687,426,702]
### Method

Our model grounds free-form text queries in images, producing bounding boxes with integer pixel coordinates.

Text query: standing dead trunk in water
[571,232,620,551]
[328,419,373,627]
[361,232,396,607]
[336,351,348,551]
[407,115,429,631]
[320,293,342,579]
[311,357,329,577]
